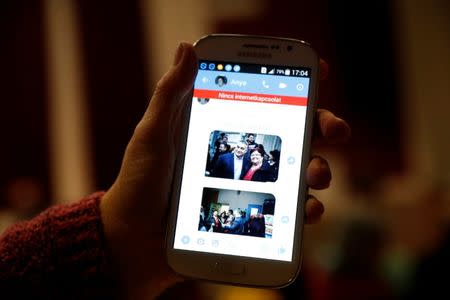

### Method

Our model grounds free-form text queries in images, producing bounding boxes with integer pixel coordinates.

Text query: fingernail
[173,43,185,66]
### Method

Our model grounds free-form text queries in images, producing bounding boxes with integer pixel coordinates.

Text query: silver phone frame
[165,34,320,288]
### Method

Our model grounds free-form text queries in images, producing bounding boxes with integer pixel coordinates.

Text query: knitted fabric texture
[0,191,117,299]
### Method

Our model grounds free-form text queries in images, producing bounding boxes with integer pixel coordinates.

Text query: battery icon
[285,69,291,76]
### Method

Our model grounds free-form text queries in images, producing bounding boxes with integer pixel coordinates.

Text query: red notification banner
[193,89,307,106]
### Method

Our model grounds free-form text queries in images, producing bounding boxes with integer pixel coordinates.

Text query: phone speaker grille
[237,51,272,59]
[242,44,269,49]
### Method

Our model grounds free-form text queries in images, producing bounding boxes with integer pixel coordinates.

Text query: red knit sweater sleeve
[0,191,118,299]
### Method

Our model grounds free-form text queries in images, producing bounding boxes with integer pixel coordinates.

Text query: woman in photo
[242,147,276,182]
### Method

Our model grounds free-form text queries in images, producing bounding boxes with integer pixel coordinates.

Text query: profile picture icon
[215,75,227,87]
[198,98,210,105]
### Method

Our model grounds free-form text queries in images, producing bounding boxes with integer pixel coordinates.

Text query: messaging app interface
[174,61,311,261]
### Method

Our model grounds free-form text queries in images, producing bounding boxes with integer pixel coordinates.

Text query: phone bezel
[165,34,320,288]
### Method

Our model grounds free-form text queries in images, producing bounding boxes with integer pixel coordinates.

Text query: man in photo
[246,133,258,150]
[210,141,250,180]
[209,142,229,172]
[223,210,245,234]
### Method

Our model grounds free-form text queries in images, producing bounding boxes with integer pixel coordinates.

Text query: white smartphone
[166,34,319,287]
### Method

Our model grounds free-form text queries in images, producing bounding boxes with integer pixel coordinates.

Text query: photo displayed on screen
[205,131,282,182]
[199,187,275,238]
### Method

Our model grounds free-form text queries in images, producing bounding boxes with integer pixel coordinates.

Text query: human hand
[100,43,350,299]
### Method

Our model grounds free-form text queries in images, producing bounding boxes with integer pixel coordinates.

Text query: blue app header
[195,70,310,98]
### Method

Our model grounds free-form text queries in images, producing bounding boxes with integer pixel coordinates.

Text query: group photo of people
[198,187,275,238]
[205,131,282,182]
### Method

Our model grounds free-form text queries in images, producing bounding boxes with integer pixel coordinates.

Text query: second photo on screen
[199,187,275,238]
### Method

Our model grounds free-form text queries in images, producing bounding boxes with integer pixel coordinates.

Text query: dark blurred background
[1,0,449,299]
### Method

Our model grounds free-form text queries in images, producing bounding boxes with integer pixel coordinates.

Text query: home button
[214,262,246,275]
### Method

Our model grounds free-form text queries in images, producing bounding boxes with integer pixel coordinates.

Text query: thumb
[138,42,197,143]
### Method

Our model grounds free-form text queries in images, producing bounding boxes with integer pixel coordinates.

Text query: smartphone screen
[173,60,311,262]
